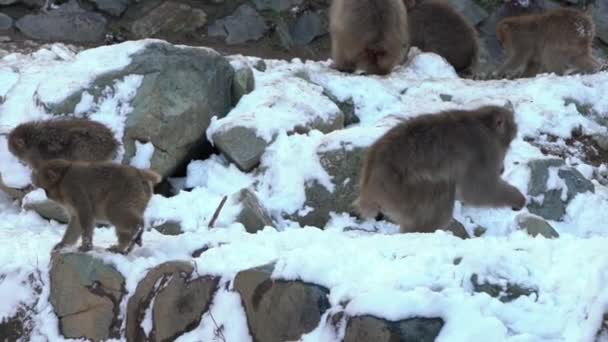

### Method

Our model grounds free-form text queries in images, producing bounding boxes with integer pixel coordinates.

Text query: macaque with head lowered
[495,8,601,78]
[8,118,119,168]
[32,159,162,254]
[355,105,526,233]
[407,0,479,74]
[330,0,408,75]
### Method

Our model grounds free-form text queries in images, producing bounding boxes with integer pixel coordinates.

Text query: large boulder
[129,2,207,38]
[15,0,107,43]
[50,253,125,341]
[88,0,130,17]
[343,315,444,342]
[209,76,344,171]
[527,158,595,221]
[234,263,330,342]
[208,4,269,45]
[42,41,234,177]
[0,12,13,31]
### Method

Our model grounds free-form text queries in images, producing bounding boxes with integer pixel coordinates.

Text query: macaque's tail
[139,169,162,185]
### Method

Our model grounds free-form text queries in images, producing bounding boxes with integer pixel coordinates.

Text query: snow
[0,42,607,341]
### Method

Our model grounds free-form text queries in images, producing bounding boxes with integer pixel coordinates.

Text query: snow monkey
[407,0,479,73]
[329,0,409,75]
[495,7,601,79]
[8,118,119,169]
[355,105,526,234]
[32,159,162,254]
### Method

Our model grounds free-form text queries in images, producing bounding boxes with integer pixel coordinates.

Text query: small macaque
[329,0,409,75]
[32,159,162,254]
[355,105,526,234]
[495,8,601,79]
[407,0,479,73]
[8,118,119,168]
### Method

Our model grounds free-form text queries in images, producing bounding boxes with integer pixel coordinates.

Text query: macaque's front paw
[107,245,127,254]
[511,191,527,211]
[78,243,92,252]
[52,242,66,252]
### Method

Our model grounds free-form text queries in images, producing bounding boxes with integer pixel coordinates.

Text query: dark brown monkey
[8,118,119,168]
[329,0,409,75]
[32,159,161,254]
[495,8,601,78]
[355,105,526,234]
[407,0,479,73]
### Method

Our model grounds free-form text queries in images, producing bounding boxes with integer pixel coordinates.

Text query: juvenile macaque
[355,105,526,233]
[329,0,409,75]
[8,118,119,168]
[32,159,162,254]
[407,0,479,73]
[495,8,601,78]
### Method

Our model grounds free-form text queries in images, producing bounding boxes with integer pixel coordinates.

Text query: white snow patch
[130,141,154,170]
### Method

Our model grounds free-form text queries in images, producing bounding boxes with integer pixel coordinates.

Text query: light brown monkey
[329,0,409,75]
[495,8,601,79]
[355,105,526,233]
[407,0,479,73]
[8,118,119,168]
[32,159,161,254]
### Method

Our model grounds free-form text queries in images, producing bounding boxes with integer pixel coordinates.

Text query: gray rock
[593,134,608,151]
[0,12,13,31]
[231,63,255,105]
[0,0,17,5]
[516,213,559,239]
[23,198,69,223]
[470,274,537,303]
[152,220,183,235]
[294,144,365,228]
[233,188,274,233]
[275,16,294,50]
[130,2,207,38]
[253,0,303,12]
[445,219,470,239]
[44,41,234,177]
[0,175,27,201]
[16,0,107,43]
[218,4,268,45]
[527,158,594,221]
[152,271,218,341]
[591,0,608,44]
[212,126,268,171]
[234,263,330,342]
[344,315,444,342]
[322,90,358,125]
[291,11,326,46]
[444,0,488,26]
[89,0,129,17]
[50,253,125,341]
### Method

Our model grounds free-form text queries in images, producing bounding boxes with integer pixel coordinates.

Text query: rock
[439,94,453,102]
[473,226,487,237]
[275,16,294,50]
[445,219,470,239]
[516,213,559,238]
[470,274,537,303]
[233,188,274,233]
[50,253,125,341]
[152,220,183,235]
[89,0,129,17]
[444,0,488,26]
[22,197,69,223]
[210,77,344,171]
[0,175,27,201]
[215,4,268,45]
[0,272,42,342]
[593,134,608,151]
[130,2,207,38]
[234,263,330,342]
[231,63,255,105]
[527,158,594,221]
[44,41,234,177]
[343,315,444,342]
[591,0,608,44]
[322,90,358,125]
[0,0,16,5]
[0,12,13,31]
[294,144,365,228]
[291,11,326,46]
[16,0,107,43]
[253,0,303,12]
[126,261,218,341]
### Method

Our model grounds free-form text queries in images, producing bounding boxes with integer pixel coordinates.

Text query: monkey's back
[541,8,595,49]
[16,118,118,163]
[408,0,478,71]
[330,0,408,50]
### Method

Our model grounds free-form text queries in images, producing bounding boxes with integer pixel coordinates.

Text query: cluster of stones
[0,0,607,69]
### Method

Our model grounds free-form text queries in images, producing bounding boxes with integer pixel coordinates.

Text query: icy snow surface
[0,42,608,341]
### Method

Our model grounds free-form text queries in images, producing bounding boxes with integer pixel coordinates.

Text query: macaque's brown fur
[355,105,526,233]
[8,118,119,168]
[330,0,409,75]
[32,160,161,254]
[495,8,600,78]
[408,0,479,73]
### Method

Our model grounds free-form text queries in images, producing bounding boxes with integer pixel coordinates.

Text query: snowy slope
[0,42,608,341]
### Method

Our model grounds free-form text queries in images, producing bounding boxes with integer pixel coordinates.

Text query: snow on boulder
[208,76,345,171]
[36,40,234,177]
